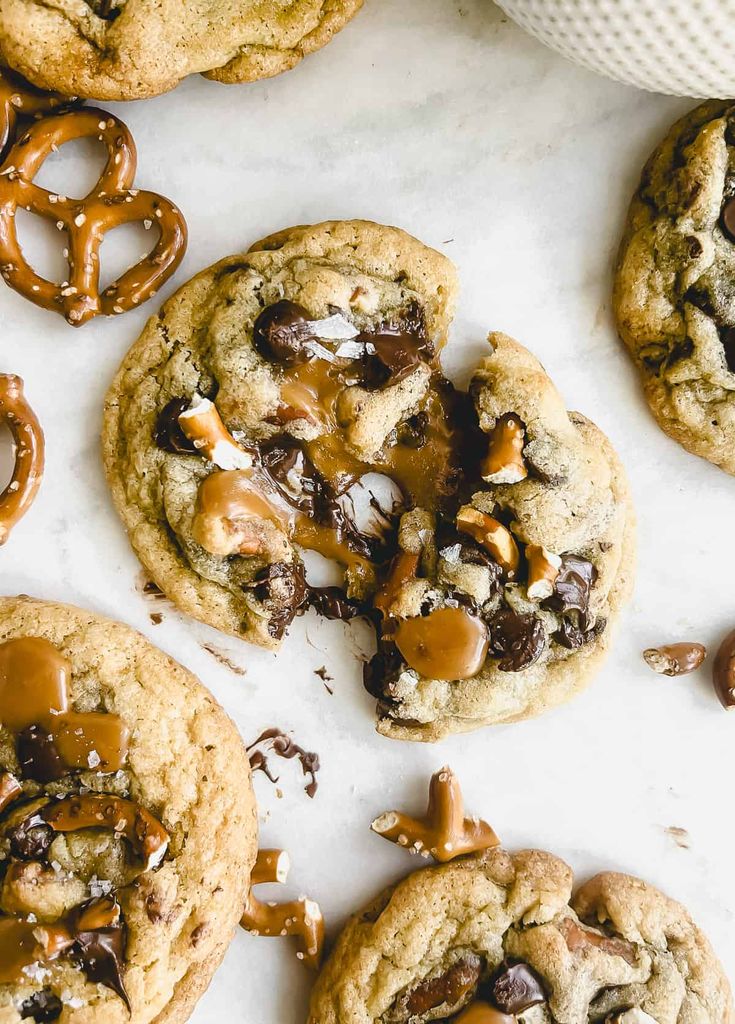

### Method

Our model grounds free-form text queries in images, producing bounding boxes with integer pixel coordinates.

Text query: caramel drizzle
[371,766,500,862]
[241,849,324,970]
[0,636,129,772]
[0,374,45,546]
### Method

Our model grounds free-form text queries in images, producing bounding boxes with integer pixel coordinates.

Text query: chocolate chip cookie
[308,847,733,1024]
[102,219,633,740]
[0,0,362,100]
[615,101,735,474]
[0,595,257,1023]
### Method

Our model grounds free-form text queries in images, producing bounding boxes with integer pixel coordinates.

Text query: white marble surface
[1,2,734,1021]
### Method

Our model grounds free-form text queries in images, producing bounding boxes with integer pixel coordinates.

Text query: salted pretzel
[0,374,44,545]
[241,848,325,970]
[370,766,501,862]
[0,107,187,325]
[0,67,75,159]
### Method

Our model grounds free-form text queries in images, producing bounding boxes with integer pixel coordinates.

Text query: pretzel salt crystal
[0,107,187,325]
[241,848,325,970]
[371,766,500,862]
[0,67,74,160]
[0,374,44,545]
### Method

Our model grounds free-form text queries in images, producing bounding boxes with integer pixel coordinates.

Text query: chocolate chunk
[154,397,198,454]
[721,196,735,243]
[355,301,433,387]
[252,561,309,640]
[544,554,597,627]
[252,300,313,366]
[719,327,735,373]
[554,617,606,650]
[16,725,66,783]
[390,953,483,1020]
[72,916,129,1007]
[259,437,322,516]
[19,990,62,1022]
[8,811,54,860]
[489,960,546,1014]
[308,587,364,621]
[488,610,545,671]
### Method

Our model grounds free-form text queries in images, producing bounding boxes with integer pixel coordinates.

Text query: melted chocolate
[154,397,198,454]
[488,609,545,672]
[19,990,62,1022]
[392,953,482,1019]
[8,811,54,861]
[247,728,320,798]
[554,617,606,650]
[544,554,597,628]
[69,896,129,1007]
[354,301,433,388]
[488,960,546,1014]
[363,639,406,700]
[252,561,309,640]
[307,587,364,621]
[16,726,66,783]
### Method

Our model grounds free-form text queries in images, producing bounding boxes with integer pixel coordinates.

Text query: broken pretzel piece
[178,396,253,470]
[526,544,561,601]
[0,374,44,545]
[241,848,324,970]
[481,414,527,484]
[371,766,500,863]
[456,506,519,576]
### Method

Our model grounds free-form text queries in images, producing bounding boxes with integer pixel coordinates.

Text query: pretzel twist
[0,67,74,160]
[241,848,324,970]
[0,374,44,545]
[0,107,187,325]
[371,765,501,862]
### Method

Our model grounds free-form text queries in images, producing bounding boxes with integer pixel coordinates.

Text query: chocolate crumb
[149,612,163,626]
[201,643,246,676]
[315,666,334,695]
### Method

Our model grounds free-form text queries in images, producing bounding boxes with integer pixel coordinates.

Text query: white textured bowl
[496,0,735,98]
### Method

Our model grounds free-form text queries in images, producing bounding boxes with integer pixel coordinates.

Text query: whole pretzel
[0,107,187,325]
[0,374,45,545]
[0,67,74,160]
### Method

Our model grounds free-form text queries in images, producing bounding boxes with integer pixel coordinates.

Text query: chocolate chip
[154,397,198,454]
[389,953,483,1020]
[544,554,597,628]
[488,610,545,671]
[19,990,62,1022]
[719,327,735,373]
[252,300,313,366]
[554,617,606,650]
[252,561,309,640]
[307,587,364,621]
[489,960,546,1014]
[16,725,66,783]
[8,811,54,861]
[721,196,735,243]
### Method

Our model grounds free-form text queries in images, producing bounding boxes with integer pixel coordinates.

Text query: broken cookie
[103,219,633,740]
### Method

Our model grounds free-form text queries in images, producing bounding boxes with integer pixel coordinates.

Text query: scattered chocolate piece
[712,628,735,709]
[149,612,163,626]
[16,725,66,783]
[253,300,313,365]
[643,642,706,677]
[489,960,546,1014]
[247,728,320,798]
[390,953,483,1020]
[154,397,198,454]
[308,587,364,621]
[19,989,62,1022]
[488,610,545,671]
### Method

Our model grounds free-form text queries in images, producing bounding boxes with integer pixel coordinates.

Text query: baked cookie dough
[103,219,634,740]
[615,101,735,474]
[308,848,733,1024]
[0,595,257,1023]
[0,0,363,100]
